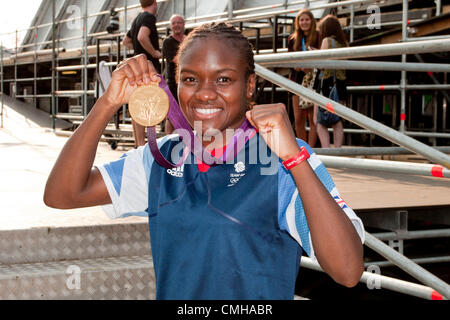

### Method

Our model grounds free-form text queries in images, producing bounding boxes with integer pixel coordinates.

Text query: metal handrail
[347,84,450,91]
[364,232,450,299]
[318,155,449,178]
[372,229,450,241]
[313,146,450,156]
[254,64,450,169]
[301,255,446,300]
[0,41,3,129]
[367,256,450,268]
[266,59,450,73]
[254,38,450,63]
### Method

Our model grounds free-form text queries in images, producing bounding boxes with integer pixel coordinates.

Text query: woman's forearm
[44,96,117,208]
[290,161,364,286]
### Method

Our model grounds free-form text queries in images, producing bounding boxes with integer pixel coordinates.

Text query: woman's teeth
[195,108,221,115]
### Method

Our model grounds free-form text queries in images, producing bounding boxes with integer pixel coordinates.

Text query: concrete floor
[0,101,146,231]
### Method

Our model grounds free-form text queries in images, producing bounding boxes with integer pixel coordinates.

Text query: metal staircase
[0,223,155,299]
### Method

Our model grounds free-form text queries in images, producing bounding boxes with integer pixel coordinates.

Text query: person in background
[122,0,161,147]
[287,8,320,147]
[161,14,186,135]
[314,15,348,148]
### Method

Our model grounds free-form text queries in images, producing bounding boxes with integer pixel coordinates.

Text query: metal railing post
[83,0,88,118]
[400,0,408,133]
[254,39,450,63]
[364,232,450,299]
[14,30,18,98]
[267,59,450,73]
[1,42,3,129]
[350,4,354,43]
[415,53,450,104]
[123,0,128,125]
[301,256,445,300]
[254,64,450,169]
[255,28,260,54]
[317,155,450,178]
[228,0,233,19]
[33,26,37,110]
[314,146,450,156]
[96,38,100,99]
[272,15,278,54]
[51,0,56,130]
[436,0,441,16]
[271,15,278,103]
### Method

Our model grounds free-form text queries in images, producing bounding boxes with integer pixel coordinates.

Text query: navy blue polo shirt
[98,131,365,299]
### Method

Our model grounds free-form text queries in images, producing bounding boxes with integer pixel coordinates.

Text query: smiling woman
[287,8,320,147]
[44,22,365,300]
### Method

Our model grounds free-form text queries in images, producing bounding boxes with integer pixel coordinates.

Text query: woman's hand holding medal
[103,54,160,110]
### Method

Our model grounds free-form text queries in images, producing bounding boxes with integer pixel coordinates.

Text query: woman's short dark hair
[175,22,255,81]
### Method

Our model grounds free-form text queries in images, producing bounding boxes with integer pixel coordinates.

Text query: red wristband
[282,147,310,170]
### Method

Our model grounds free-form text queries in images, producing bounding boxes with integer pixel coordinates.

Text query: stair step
[0,223,151,265]
[0,255,155,299]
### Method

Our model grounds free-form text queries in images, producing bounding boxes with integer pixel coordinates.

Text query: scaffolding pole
[83,0,88,118]
[415,53,450,103]
[267,60,450,73]
[314,146,450,156]
[0,42,3,129]
[344,18,423,31]
[325,128,450,139]
[51,0,56,130]
[347,84,450,91]
[367,256,450,268]
[301,256,445,300]
[400,0,408,133]
[318,155,449,178]
[254,64,450,169]
[372,229,450,241]
[254,39,450,63]
[364,232,450,300]
[350,4,354,42]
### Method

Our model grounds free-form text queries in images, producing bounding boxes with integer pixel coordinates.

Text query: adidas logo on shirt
[167,165,184,178]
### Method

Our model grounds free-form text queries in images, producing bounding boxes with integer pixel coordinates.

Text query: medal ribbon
[146,75,254,169]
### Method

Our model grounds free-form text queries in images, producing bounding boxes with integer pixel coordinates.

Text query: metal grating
[0,255,155,300]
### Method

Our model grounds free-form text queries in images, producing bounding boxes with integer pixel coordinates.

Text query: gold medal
[128,79,170,127]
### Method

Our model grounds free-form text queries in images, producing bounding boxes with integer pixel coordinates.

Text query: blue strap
[302,37,306,51]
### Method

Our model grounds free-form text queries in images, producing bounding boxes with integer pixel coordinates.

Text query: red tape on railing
[431,165,444,178]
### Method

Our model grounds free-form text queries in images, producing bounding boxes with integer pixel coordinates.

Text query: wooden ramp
[329,167,450,211]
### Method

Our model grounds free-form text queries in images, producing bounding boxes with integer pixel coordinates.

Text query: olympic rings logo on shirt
[167,168,184,177]
[229,178,240,184]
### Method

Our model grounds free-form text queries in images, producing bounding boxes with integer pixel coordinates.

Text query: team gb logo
[234,162,245,173]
